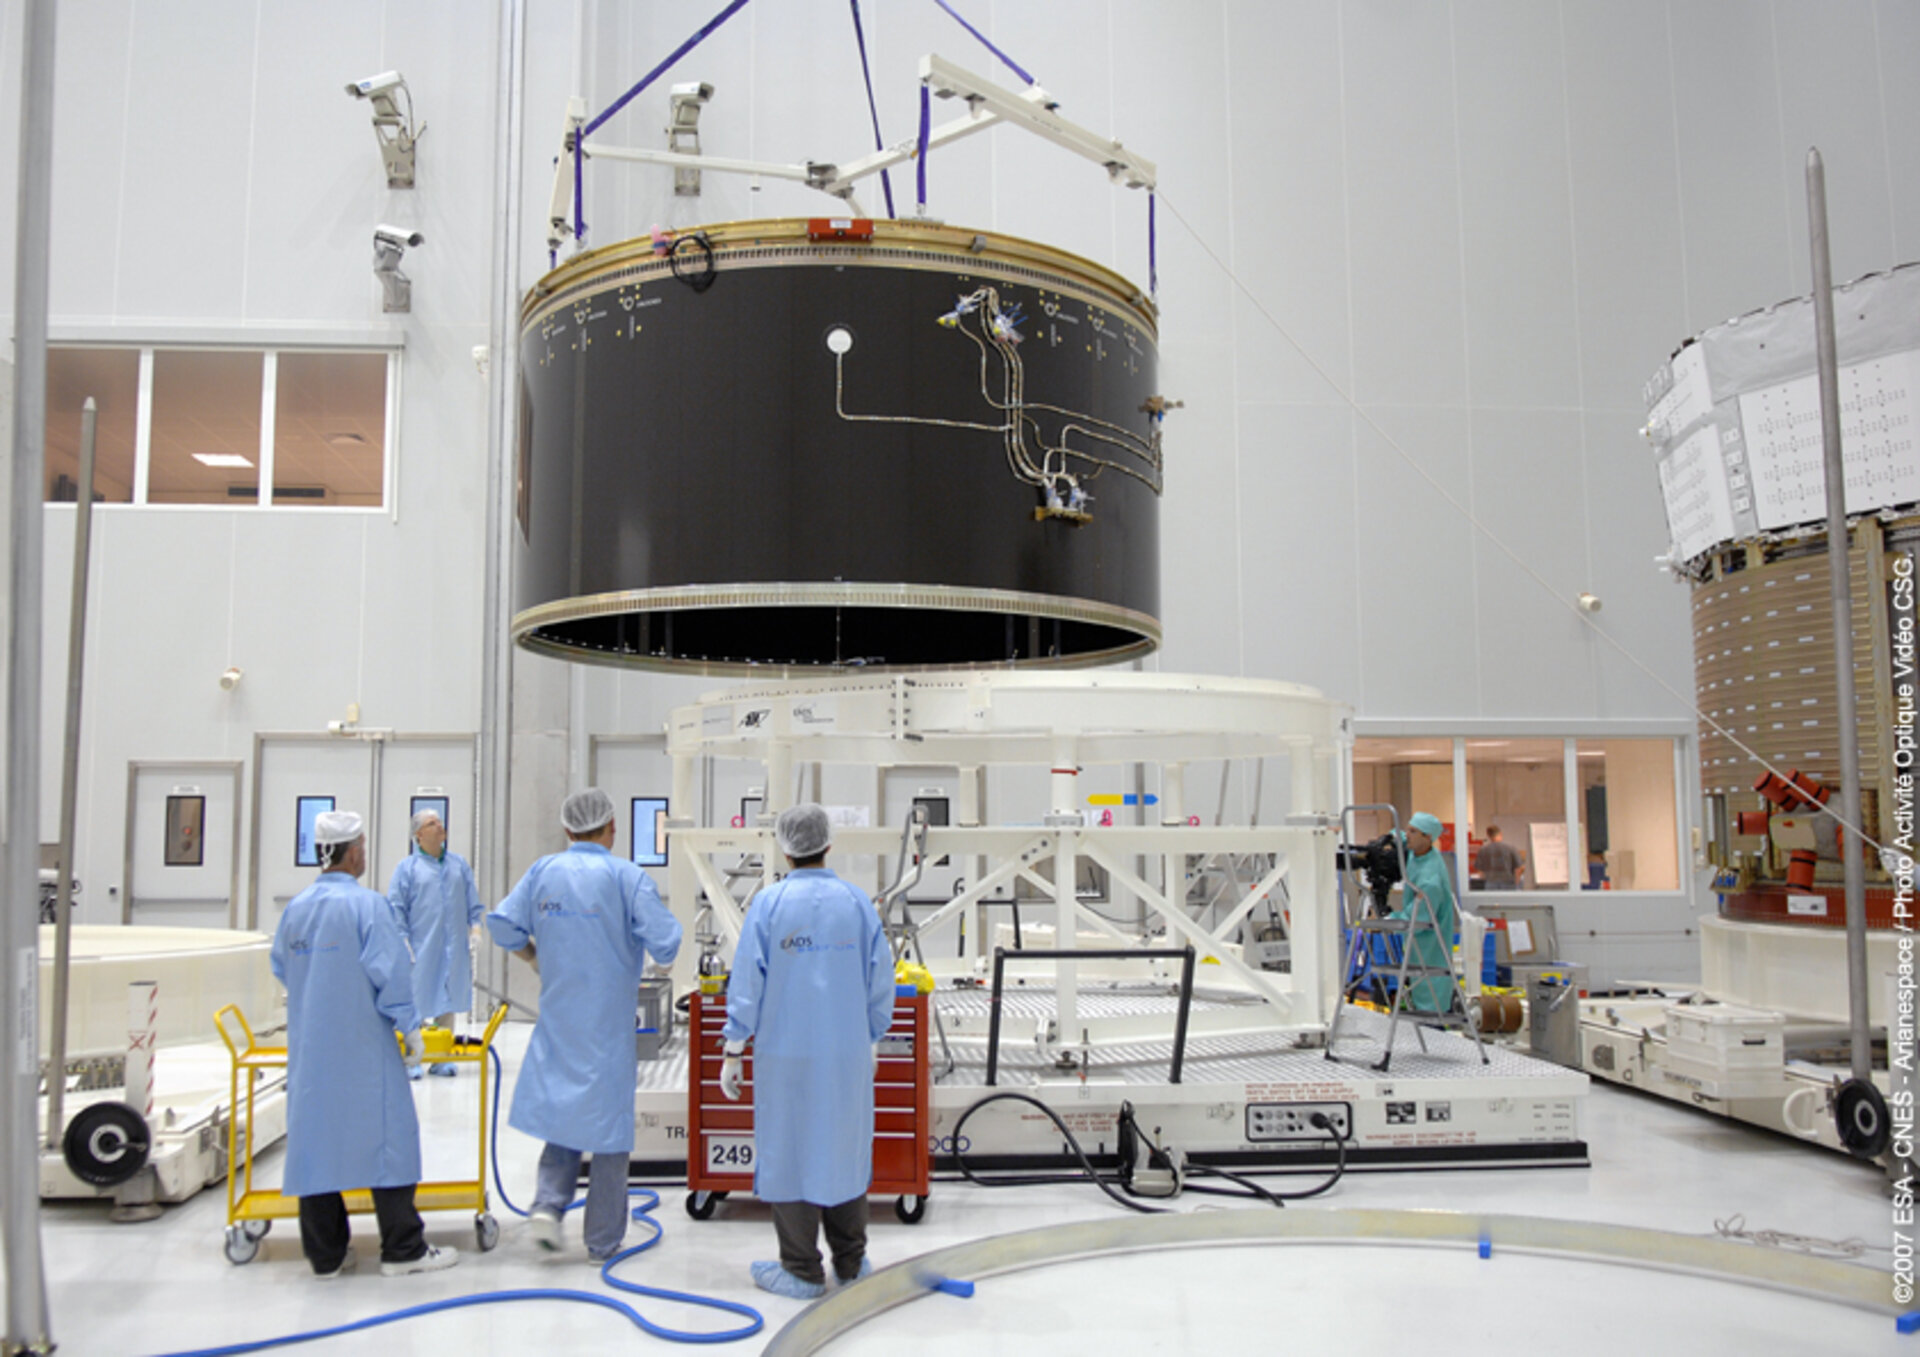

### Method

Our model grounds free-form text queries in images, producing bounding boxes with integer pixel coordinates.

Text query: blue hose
[145,1046,762,1355]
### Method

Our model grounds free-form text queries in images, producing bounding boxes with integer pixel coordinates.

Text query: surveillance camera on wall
[346,71,405,99]
[372,226,422,313]
[346,71,421,188]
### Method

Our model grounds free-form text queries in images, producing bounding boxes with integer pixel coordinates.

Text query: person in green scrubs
[1393,811,1458,1013]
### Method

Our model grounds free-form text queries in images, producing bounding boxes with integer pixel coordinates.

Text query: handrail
[985,945,1197,1087]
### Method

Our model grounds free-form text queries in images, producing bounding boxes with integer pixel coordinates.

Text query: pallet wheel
[476,1213,500,1251]
[241,1219,271,1242]
[686,1190,718,1220]
[224,1225,260,1265]
[62,1101,151,1187]
[894,1194,927,1224]
[1835,1078,1892,1159]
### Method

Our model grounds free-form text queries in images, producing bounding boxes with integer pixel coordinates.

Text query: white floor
[15,1022,1905,1356]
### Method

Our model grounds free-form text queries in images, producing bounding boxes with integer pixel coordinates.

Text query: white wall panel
[358,512,482,733]
[244,0,386,323]
[1667,0,1795,332]
[991,0,1118,262]
[1154,338,1241,677]
[1880,0,1920,262]
[1467,408,1596,717]
[47,0,132,321]
[113,1,259,320]
[1111,0,1232,297]
[1236,402,1361,704]
[1352,406,1476,715]
[384,2,503,331]
[1452,0,1581,411]
[1581,410,1694,718]
[1772,0,1897,294]
[1224,0,1352,405]
[1561,0,1690,410]
[1338,1,1466,407]
[225,513,365,729]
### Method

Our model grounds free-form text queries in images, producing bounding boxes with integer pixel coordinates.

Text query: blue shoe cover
[837,1257,873,1284]
[751,1260,825,1299]
[429,1063,458,1077]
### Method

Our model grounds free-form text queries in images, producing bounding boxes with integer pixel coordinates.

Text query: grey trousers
[532,1142,631,1259]
[772,1196,869,1285]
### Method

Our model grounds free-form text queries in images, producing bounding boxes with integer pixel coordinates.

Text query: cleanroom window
[147,350,265,506]
[1578,740,1679,891]
[273,352,387,507]
[44,347,139,502]
[1463,740,1567,889]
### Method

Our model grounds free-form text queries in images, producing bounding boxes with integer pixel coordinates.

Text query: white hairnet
[313,810,364,845]
[561,787,616,834]
[410,808,443,835]
[776,803,832,859]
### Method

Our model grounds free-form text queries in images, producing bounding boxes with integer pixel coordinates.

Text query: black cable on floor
[949,1092,1348,1212]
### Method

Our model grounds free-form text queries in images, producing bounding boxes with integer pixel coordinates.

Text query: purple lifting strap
[1148,192,1158,299]
[932,0,1036,86]
[917,84,931,211]
[849,0,896,219]
[572,135,585,243]
[583,0,754,139]
[570,0,754,243]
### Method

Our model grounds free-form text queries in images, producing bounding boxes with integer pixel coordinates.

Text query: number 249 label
[706,1135,755,1171]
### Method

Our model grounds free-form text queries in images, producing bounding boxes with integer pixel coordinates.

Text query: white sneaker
[315,1251,357,1279]
[528,1209,561,1252]
[380,1244,459,1277]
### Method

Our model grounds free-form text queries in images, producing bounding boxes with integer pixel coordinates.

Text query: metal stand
[984,946,1198,1087]
[1326,805,1486,1073]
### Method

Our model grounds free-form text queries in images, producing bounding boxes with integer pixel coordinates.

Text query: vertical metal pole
[1805,148,1871,1083]
[4,0,58,1346]
[478,0,528,1011]
[984,948,1006,1087]
[1047,737,1078,1053]
[44,399,97,1150]
[1168,946,1196,1085]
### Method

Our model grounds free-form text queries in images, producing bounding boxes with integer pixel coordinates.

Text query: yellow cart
[214,1004,508,1264]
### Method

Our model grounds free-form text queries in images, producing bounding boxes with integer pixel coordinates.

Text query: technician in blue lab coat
[270,810,458,1278]
[1393,811,1460,1013]
[721,803,897,1300]
[486,787,682,1261]
[387,807,483,1077]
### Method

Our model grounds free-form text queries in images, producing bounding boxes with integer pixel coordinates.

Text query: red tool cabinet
[685,989,931,1223]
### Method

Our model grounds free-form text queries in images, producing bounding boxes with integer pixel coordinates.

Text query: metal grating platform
[639,993,1567,1089]
[634,993,1587,1173]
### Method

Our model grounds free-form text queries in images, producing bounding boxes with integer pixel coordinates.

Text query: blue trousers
[533,1142,630,1259]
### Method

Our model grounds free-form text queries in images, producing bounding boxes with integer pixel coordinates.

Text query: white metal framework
[546,53,1156,253]
[665,671,1352,1059]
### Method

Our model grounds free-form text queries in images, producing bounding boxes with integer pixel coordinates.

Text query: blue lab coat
[722,869,896,1206]
[487,842,682,1154]
[270,872,423,1197]
[388,848,483,1018]
[1394,846,1459,1012]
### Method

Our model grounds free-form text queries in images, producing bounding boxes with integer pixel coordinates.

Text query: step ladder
[1326,805,1488,1073]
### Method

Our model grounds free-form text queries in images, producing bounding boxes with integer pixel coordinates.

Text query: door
[125,761,242,927]
[372,736,479,892]
[250,737,374,934]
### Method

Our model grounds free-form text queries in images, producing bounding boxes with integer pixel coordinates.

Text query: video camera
[1335,833,1402,916]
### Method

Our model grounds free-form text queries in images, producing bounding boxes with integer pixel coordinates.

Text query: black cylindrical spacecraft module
[512,217,1163,674]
